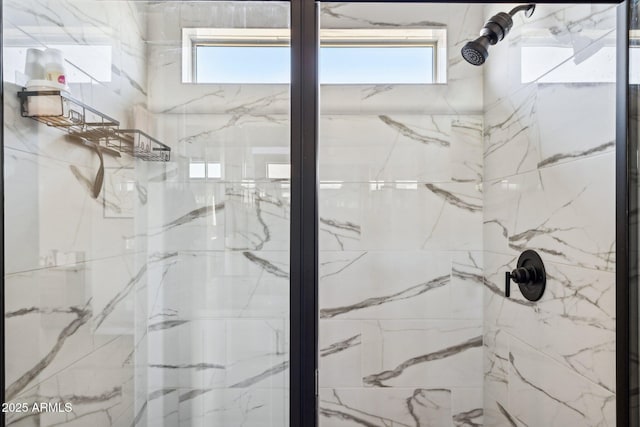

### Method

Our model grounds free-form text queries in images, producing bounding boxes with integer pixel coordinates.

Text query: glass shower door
[317,3,484,425]
[317,2,618,427]
[3,1,291,426]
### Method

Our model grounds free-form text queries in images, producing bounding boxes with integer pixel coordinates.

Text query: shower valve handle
[505,266,538,297]
[503,250,547,302]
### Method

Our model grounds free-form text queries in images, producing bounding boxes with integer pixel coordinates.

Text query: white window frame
[182,27,447,84]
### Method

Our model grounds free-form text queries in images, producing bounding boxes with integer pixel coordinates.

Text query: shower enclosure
[0,0,635,426]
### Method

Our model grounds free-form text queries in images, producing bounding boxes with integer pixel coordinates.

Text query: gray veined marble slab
[145,317,287,391]
[482,3,617,110]
[483,84,541,182]
[225,184,291,252]
[483,250,615,394]
[484,83,615,182]
[319,182,482,252]
[144,250,288,320]
[144,183,290,252]
[483,328,510,427]
[319,387,482,427]
[483,151,614,272]
[319,115,483,183]
[5,255,140,403]
[360,320,482,389]
[5,333,134,427]
[4,131,137,276]
[451,251,484,320]
[506,338,615,427]
[145,182,291,253]
[319,321,363,388]
[320,251,453,320]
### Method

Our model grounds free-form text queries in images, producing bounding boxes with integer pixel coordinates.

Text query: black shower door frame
[292,1,631,426]
[0,1,631,426]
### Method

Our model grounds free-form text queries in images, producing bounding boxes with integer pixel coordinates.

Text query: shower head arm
[460,3,535,66]
[508,4,536,18]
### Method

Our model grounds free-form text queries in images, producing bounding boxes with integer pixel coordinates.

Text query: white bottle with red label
[43,48,67,88]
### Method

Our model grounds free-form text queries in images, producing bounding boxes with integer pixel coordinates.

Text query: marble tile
[144,182,226,252]
[151,112,289,183]
[201,388,288,427]
[145,367,287,424]
[5,334,134,427]
[224,183,290,252]
[361,320,482,389]
[320,251,483,320]
[484,152,615,272]
[483,328,510,427]
[483,251,615,393]
[507,337,615,427]
[319,115,482,183]
[145,182,290,253]
[451,251,484,320]
[481,3,618,423]
[452,388,484,427]
[225,319,287,389]
[5,254,140,402]
[146,251,288,320]
[319,320,363,388]
[483,84,541,182]
[535,84,615,169]
[319,387,448,427]
[319,182,482,252]
[483,83,615,182]
[145,317,287,391]
[146,387,179,427]
[483,4,617,109]
[319,386,482,427]
[4,2,622,426]
[146,319,226,390]
[4,147,138,275]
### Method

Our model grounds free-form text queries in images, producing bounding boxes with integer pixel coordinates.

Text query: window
[520,28,617,84]
[189,161,222,179]
[183,28,446,84]
[267,163,291,180]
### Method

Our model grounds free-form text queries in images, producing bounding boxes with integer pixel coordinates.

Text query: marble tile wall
[3,0,147,426]
[138,175,291,426]
[317,4,486,426]
[140,3,292,426]
[482,4,617,427]
[318,117,485,427]
[142,4,488,425]
[3,2,621,427]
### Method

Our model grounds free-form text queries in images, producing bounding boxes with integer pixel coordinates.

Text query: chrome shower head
[461,4,535,66]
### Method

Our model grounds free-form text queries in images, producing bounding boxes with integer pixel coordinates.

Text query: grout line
[14,335,123,400]
[501,330,615,396]
[481,149,615,183]
[5,252,145,278]
[3,145,123,171]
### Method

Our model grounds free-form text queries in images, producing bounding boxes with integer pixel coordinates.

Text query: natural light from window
[184,28,446,85]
